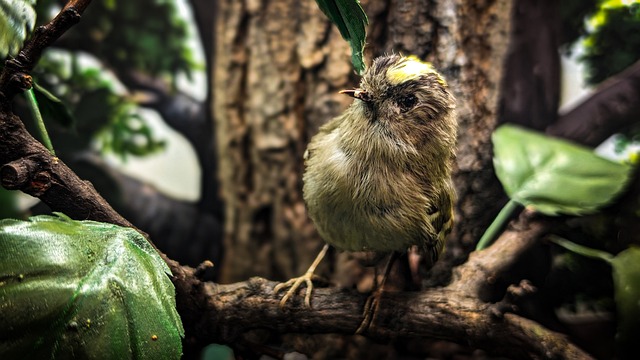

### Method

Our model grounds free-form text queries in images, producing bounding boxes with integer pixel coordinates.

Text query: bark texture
[214,0,356,282]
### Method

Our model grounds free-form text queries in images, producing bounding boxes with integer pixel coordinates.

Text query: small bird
[275,54,457,330]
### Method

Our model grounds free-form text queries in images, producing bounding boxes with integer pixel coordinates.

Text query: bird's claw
[356,288,383,334]
[274,272,317,309]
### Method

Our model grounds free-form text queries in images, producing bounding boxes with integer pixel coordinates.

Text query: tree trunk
[214,0,513,287]
[213,0,357,282]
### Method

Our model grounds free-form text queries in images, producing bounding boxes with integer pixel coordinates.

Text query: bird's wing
[424,183,455,265]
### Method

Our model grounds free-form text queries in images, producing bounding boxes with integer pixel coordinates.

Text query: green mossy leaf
[0,214,184,359]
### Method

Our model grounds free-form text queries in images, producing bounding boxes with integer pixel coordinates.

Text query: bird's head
[340,55,457,162]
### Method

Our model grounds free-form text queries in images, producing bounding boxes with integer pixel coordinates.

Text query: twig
[0,0,94,100]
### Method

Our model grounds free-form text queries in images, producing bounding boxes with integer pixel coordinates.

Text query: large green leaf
[493,124,632,215]
[315,0,368,74]
[0,214,184,359]
[0,0,36,57]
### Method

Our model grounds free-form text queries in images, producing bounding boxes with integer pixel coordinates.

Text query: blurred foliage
[550,236,640,357]
[35,0,197,82]
[97,105,167,160]
[559,0,599,47]
[31,52,165,159]
[23,0,197,159]
[559,1,640,85]
[0,0,36,57]
[583,1,640,84]
[612,128,640,165]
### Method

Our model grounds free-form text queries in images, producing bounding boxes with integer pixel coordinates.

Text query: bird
[274,54,457,332]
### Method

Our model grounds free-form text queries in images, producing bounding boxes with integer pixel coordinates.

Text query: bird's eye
[397,94,417,112]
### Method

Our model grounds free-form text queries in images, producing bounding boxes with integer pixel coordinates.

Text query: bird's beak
[339,88,371,102]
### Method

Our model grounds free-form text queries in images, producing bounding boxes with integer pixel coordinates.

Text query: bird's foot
[274,271,319,309]
[356,288,384,334]
[274,244,330,309]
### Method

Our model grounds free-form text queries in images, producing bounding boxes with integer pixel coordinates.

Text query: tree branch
[0,0,93,100]
[0,112,131,228]
[547,58,640,147]
[173,211,590,359]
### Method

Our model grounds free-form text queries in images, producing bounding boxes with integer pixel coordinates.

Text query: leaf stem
[547,235,614,264]
[476,199,521,250]
[25,88,56,156]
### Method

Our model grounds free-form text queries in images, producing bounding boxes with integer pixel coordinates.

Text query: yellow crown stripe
[386,56,445,85]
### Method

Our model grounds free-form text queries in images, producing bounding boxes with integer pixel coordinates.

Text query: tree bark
[214,0,357,282]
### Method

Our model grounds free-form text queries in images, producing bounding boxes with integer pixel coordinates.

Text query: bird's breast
[303,140,430,252]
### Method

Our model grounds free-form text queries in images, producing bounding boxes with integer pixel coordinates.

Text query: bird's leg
[356,251,399,334]
[274,244,330,309]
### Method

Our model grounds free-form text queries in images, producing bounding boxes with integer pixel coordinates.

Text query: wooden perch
[167,211,592,359]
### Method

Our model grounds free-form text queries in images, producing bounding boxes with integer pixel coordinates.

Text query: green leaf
[33,82,75,128]
[493,124,633,215]
[550,236,640,355]
[315,0,368,74]
[610,246,640,353]
[0,214,184,359]
[0,0,36,57]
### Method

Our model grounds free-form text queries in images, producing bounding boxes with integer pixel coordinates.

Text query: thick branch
[168,211,590,359]
[199,280,587,359]
[449,210,550,297]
